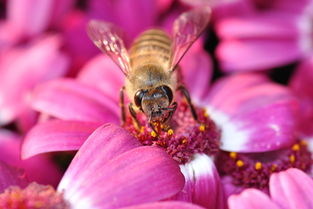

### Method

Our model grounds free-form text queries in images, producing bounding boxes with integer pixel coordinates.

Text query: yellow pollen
[289,155,295,163]
[300,140,308,146]
[151,131,157,137]
[255,162,262,170]
[292,144,300,151]
[140,126,145,133]
[167,129,174,135]
[199,124,206,131]
[181,138,187,144]
[203,109,209,118]
[236,160,244,167]
[271,164,277,172]
[229,152,237,159]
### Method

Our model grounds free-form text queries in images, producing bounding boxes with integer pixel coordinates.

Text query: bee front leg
[120,86,126,126]
[177,85,198,122]
[128,103,141,129]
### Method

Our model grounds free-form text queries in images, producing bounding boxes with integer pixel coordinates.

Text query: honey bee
[87,7,211,129]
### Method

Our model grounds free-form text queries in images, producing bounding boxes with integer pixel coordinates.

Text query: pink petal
[22,120,101,159]
[0,35,69,125]
[228,189,281,209]
[205,73,299,152]
[221,176,244,198]
[270,168,313,209]
[174,154,225,209]
[59,124,184,209]
[0,129,62,186]
[7,0,53,37]
[120,201,205,209]
[0,162,28,193]
[216,39,306,72]
[289,55,313,136]
[31,79,120,124]
[216,13,300,39]
[77,54,125,103]
[0,21,20,50]
[49,0,75,27]
[180,41,213,102]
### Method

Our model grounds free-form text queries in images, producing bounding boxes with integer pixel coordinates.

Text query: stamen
[0,182,69,209]
[124,101,221,164]
[216,140,313,189]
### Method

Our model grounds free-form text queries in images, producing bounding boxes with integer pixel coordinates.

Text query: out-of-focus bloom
[0,35,69,131]
[213,0,313,72]
[0,129,62,186]
[228,168,313,209]
[1,124,194,209]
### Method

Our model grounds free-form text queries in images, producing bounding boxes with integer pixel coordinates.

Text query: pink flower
[228,168,313,209]
[0,35,69,132]
[213,0,313,72]
[0,129,62,186]
[0,124,200,209]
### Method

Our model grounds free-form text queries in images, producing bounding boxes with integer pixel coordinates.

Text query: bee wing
[170,7,211,72]
[87,20,131,76]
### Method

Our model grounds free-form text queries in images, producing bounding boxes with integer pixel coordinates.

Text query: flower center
[0,182,70,209]
[215,140,313,189]
[124,101,221,164]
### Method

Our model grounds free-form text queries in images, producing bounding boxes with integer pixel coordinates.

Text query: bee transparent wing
[170,7,211,72]
[87,20,131,76]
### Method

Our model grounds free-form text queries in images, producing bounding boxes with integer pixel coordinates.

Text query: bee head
[134,85,173,122]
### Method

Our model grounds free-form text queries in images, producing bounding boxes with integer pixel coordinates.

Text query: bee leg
[128,103,141,129]
[120,86,126,126]
[177,85,198,122]
[163,102,178,125]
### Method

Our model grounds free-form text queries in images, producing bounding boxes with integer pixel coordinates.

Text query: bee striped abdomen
[129,29,172,69]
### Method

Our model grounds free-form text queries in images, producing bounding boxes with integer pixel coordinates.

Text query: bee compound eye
[134,90,145,108]
[160,85,173,104]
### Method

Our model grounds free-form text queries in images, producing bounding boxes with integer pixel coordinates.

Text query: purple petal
[221,176,244,199]
[59,124,184,209]
[270,168,313,209]
[119,201,205,209]
[289,55,313,136]
[31,79,120,124]
[0,162,28,193]
[228,189,281,209]
[0,35,69,125]
[205,73,299,152]
[216,13,300,39]
[7,0,53,37]
[216,39,306,72]
[77,54,124,103]
[180,41,213,102]
[22,120,101,159]
[0,129,62,186]
[174,154,225,209]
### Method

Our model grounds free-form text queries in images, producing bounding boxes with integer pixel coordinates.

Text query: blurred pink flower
[214,0,313,72]
[228,168,313,209]
[0,124,199,209]
[0,35,69,131]
[0,129,62,186]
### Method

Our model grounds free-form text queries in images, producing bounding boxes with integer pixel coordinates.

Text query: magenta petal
[0,129,62,186]
[216,39,305,72]
[59,124,184,209]
[180,41,213,102]
[289,55,313,136]
[205,73,299,152]
[119,201,205,209]
[228,189,281,209]
[31,79,120,124]
[0,162,28,193]
[0,35,69,125]
[174,154,225,209]
[216,13,300,39]
[22,120,101,159]
[8,0,53,37]
[77,54,124,103]
[270,168,313,209]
